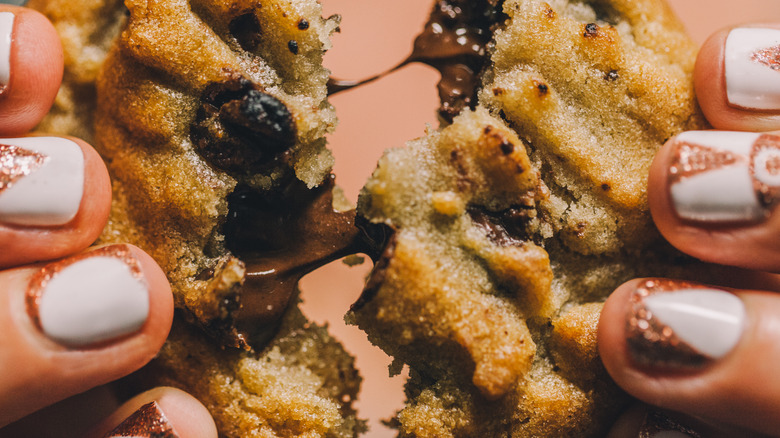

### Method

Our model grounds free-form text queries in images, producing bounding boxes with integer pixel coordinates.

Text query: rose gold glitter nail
[0,143,48,194]
[751,44,780,72]
[638,409,701,438]
[751,133,780,209]
[102,401,179,438]
[627,279,710,368]
[26,244,144,333]
[668,140,745,186]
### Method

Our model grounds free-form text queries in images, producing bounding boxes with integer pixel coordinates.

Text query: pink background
[300,1,780,437]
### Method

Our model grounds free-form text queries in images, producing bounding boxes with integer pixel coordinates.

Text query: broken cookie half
[32,0,366,436]
[348,0,708,436]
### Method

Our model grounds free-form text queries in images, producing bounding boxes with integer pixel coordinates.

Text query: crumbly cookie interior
[30,0,709,436]
[349,0,708,436]
[31,1,365,436]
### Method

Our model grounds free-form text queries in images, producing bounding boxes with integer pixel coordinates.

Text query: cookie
[348,0,708,436]
[30,0,711,435]
[30,0,365,436]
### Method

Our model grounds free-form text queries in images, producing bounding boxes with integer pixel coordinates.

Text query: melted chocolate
[467,205,535,247]
[230,13,263,51]
[222,174,375,349]
[194,1,509,349]
[328,0,506,122]
[350,227,397,312]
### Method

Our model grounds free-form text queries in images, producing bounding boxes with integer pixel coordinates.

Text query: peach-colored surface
[300,1,779,437]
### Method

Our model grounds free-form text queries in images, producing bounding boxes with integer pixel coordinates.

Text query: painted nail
[668,130,780,223]
[102,401,179,438]
[638,409,701,438]
[0,11,12,92]
[0,137,84,226]
[627,279,745,368]
[26,245,149,347]
[725,27,780,110]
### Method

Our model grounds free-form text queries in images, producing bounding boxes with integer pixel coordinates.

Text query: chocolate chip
[535,81,549,96]
[605,70,619,81]
[500,141,514,155]
[191,76,296,175]
[230,13,263,51]
[297,18,309,30]
[584,23,599,37]
[468,206,533,247]
[288,40,299,54]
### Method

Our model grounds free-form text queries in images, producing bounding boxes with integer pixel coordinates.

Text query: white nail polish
[0,137,85,226]
[628,279,745,368]
[0,12,13,89]
[668,130,780,223]
[27,245,149,347]
[725,27,780,110]
[643,289,744,359]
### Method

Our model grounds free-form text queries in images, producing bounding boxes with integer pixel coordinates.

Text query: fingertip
[694,28,731,128]
[598,279,636,381]
[0,136,112,268]
[695,24,780,132]
[647,130,780,272]
[0,245,173,425]
[0,5,62,135]
[599,278,780,435]
[87,387,217,438]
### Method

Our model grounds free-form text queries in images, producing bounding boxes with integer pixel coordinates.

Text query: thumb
[599,278,780,436]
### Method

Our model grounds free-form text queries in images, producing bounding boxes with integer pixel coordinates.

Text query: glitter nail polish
[102,401,179,438]
[627,279,745,368]
[26,245,149,347]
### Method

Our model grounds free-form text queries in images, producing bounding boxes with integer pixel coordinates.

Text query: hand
[601,25,780,437]
[0,5,216,437]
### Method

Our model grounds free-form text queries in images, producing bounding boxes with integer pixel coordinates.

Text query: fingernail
[0,11,12,92]
[638,409,701,438]
[26,245,150,347]
[668,130,780,223]
[627,279,745,368]
[0,137,85,226]
[725,27,780,110]
[102,401,179,438]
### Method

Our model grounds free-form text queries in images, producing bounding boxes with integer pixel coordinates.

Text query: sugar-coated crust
[352,109,629,436]
[30,1,363,436]
[136,305,365,438]
[28,0,127,142]
[30,0,711,436]
[484,0,707,254]
[94,0,338,332]
[351,1,709,435]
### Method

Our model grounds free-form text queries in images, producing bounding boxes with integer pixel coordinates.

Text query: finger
[606,404,753,438]
[0,244,173,427]
[0,136,111,268]
[0,5,62,135]
[85,387,218,438]
[695,25,780,132]
[599,278,780,436]
[648,130,780,273]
